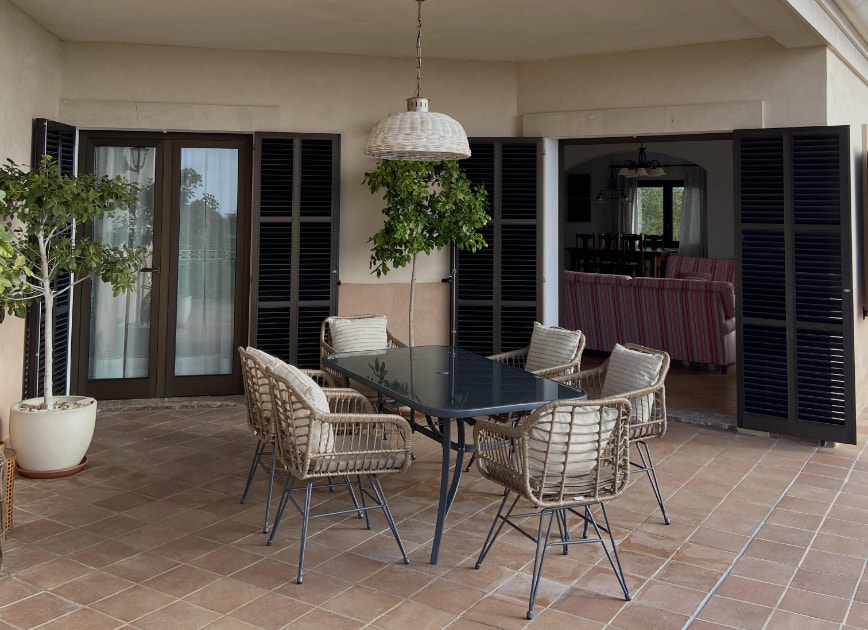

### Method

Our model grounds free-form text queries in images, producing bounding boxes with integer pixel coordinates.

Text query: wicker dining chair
[238,346,338,534]
[0,447,6,572]
[320,315,407,402]
[480,322,586,430]
[473,397,633,619]
[487,322,586,380]
[460,323,588,472]
[264,361,412,584]
[557,343,671,524]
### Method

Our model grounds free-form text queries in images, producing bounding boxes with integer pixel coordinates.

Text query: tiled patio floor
[1,399,867,629]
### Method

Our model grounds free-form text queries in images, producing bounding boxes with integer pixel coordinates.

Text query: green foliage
[364,160,490,277]
[0,156,147,315]
[0,156,149,408]
[639,185,683,241]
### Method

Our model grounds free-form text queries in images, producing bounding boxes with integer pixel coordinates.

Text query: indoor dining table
[322,345,586,564]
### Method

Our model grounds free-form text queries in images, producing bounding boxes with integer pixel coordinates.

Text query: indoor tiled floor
[1,384,867,629]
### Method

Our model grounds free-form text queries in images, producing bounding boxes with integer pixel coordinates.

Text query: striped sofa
[563,257,736,369]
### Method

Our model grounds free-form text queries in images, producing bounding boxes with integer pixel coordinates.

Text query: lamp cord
[415,0,424,98]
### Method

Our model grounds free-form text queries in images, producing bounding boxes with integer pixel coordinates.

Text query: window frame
[637,179,684,248]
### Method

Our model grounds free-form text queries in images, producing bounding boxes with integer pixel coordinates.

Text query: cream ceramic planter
[10,397,97,474]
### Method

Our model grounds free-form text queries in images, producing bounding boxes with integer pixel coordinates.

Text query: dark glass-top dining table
[322,345,586,564]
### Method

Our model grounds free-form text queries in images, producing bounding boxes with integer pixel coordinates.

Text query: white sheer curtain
[174,148,238,376]
[619,178,639,233]
[678,166,707,257]
[89,147,155,380]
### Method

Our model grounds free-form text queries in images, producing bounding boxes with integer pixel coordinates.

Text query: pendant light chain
[415,0,424,98]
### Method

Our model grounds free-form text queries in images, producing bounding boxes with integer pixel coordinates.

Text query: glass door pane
[89,146,156,380]
[174,148,239,376]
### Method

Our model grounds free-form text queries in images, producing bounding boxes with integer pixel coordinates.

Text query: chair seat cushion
[524,322,582,373]
[270,361,335,454]
[601,344,663,423]
[312,429,408,474]
[527,405,618,490]
[330,316,389,353]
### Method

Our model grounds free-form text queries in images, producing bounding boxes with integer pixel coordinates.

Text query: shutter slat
[254,135,337,367]
[456,141,538,355]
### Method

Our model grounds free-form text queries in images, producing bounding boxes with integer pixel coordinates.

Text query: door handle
[141,267,161,273]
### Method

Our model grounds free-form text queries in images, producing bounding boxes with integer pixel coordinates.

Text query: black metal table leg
[430,416,452,565]
[429,417,468,565]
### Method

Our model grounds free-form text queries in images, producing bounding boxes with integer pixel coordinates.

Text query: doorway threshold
[97,395,245,412]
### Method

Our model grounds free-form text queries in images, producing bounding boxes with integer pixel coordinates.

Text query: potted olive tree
[365,160,489,346]
[0,156,147,477]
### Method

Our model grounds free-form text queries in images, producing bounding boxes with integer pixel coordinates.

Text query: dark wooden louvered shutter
[252,134,339,368]
[25,118,76,398]
[735,126,855,444]
[456,140,541,355]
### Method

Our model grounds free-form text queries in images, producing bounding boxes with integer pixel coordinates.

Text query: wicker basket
[3,448,13,533]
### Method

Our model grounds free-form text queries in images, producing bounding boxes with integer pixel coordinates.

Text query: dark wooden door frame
[73,130,252,399]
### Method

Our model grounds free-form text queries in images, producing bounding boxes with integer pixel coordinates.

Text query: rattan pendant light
[365,0,471,161]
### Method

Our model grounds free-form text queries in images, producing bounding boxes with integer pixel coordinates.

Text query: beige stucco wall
[826,50,868,415]
[59,43,519,283]
[58,42,519,345]
[516,38,828,135]
[0,0,62,442]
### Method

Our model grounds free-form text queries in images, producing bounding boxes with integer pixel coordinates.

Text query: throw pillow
[329,316,389,353]
[245,346,280,370]
[680,271,712,282]
[600,344,664,423]
[524,322,583,373]
[527,405,619,484]
[269,361,335,454]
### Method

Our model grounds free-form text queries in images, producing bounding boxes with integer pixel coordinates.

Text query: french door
[74,133,251,399]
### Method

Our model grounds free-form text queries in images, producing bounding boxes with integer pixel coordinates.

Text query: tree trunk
[409,251,417,347]
[37,233,54,410]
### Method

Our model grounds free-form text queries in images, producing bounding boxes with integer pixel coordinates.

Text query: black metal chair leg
[555,509,570,555]
[262,448,277,533]
[342,475,365,519]
[241,440,265,504]
[266,475,295,546]
[369,474,409,564]
[527,510,556,620]
[475,491,520,569]
[297,481,314,584]
[634,440,670,525]
[590,503,631,601]
[356,474,372,530]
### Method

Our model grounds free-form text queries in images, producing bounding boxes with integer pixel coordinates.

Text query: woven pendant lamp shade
[366,97,471,161]
[365,1,471,162]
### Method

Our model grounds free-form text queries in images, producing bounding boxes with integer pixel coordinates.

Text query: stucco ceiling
[6,0,836,61]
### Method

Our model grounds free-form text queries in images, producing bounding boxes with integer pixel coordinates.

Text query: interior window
[638,180,683,247]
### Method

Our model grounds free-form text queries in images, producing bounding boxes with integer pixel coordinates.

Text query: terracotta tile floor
[1,375,867,629]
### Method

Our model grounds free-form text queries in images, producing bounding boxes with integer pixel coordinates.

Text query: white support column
[540,137,560,326]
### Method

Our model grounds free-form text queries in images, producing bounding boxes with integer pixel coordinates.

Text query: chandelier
[596,170,628,204]
[617,144,665,178]
[365,0,471,161]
